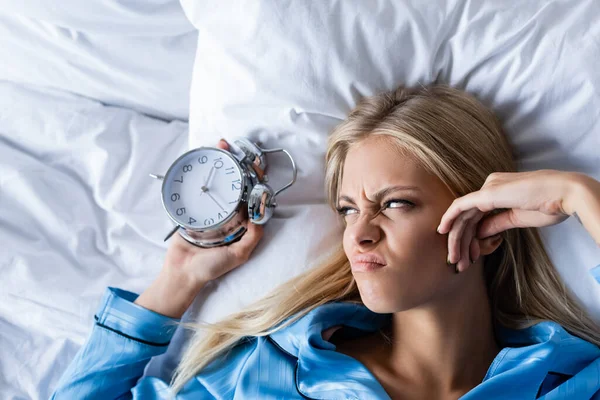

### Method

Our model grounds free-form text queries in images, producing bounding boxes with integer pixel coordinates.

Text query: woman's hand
[163,139,264,288]
[437,170,590,273]
[135,139,264,318]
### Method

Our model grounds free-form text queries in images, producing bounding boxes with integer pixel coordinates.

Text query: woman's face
[339,136,460,314]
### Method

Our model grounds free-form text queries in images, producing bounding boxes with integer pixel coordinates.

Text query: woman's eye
[385,199,414,209]
[336,206,358,217]
[336,199,413,217]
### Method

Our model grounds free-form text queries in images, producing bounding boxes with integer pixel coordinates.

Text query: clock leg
[163,225,181,242]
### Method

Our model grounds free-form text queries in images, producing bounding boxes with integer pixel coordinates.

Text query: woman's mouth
[350,253,387,272]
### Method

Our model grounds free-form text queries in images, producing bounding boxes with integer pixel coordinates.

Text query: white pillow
[0,1,196,120]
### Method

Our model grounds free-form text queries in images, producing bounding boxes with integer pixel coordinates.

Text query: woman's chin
[357,285,398,314]
[357,281,422,314]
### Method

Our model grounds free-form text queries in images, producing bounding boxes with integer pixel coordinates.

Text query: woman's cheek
[389,216,445,258]
[342,225,356,256]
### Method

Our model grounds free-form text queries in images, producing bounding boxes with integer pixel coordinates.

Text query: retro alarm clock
[150,138,297,247]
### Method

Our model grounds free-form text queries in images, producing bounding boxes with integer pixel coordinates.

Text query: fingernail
[447,255,458,273]
[219,138,227,144]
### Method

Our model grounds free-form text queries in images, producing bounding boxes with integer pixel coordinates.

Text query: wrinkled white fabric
[0,3,196,121]
[0,82,189,399]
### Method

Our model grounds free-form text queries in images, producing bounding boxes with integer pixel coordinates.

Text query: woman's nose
[350,217,381,247]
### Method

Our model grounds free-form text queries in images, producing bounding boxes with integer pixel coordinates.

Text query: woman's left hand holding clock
[134,139,265,318]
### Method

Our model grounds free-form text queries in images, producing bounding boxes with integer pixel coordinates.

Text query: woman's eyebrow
[339,185,421,204]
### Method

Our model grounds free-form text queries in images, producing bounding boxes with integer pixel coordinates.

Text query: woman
[52,85,600,399]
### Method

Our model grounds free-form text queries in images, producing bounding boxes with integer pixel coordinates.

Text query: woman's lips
[351,261,386,272]
[350,253,387,273]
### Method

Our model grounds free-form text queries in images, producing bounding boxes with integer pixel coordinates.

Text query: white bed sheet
[0,81,190,399]
[0,9,196,121]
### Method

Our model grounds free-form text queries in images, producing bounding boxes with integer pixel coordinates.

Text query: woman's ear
[478,233,504,257]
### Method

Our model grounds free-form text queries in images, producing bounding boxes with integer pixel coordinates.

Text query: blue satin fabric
[51,267,600,399]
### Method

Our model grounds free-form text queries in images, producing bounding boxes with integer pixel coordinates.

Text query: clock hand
[200,166,216,197]
[205,191,226,211]
[204,166,216,188]
[207,165,218,189]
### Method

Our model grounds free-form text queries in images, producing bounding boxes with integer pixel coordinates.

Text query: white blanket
[0,8,196,121]
[0,81,188,398]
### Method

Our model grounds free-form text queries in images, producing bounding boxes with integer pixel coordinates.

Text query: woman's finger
[228,222,264,263]
[217,139,230,151]
[447,208,480,264]
[457,211,484,272]
[470,238,480,265]
[458,222,473,273]
[476,209,515,239]
[447,213,465,265]
[438,190,497,235]
[476,209,567,238]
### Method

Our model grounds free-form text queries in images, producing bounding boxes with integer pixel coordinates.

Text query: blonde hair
[169,84,600,395]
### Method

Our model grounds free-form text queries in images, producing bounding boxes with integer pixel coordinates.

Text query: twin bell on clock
[150,138,297,248]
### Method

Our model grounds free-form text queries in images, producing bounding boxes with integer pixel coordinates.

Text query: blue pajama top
[50,266,600,399]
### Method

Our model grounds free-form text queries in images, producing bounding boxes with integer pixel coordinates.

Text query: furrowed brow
[338,185,420,204]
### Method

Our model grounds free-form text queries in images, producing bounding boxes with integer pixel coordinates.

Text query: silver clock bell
[150,138,297,248]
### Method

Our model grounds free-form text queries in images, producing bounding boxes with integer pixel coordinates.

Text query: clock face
[162,148,244,229]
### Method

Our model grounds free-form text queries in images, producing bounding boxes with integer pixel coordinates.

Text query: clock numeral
[204,218,215,226]
[198,156,208,164]
[188,217,197,224]
[225,167,235,175]
[171,193,180,202]
[176,207,186,216]
[183,164,193,173]
[174,175,183,183]
[217,210,229,220]
[213,157,224,169]
[231,179,241,191]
